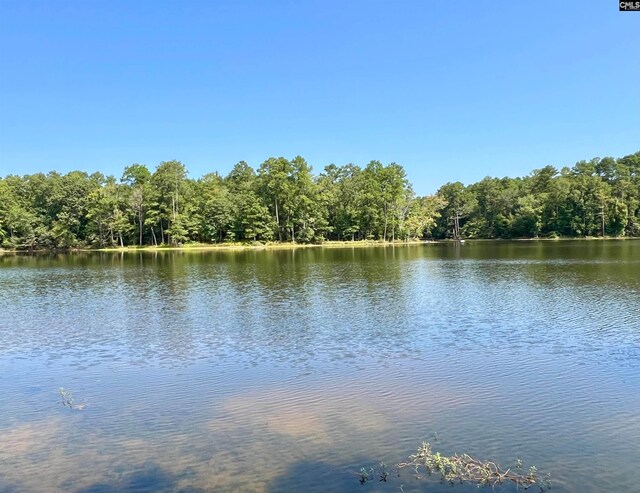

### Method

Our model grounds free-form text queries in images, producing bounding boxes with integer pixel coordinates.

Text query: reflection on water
[1,241,639,492]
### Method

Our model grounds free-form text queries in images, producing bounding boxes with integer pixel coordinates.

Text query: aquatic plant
[59,387,86,410]
[358,462,390,484]
[59,387,74,407]
[379,461,388,482]
[395,441,550,491]
[360,441,550,491]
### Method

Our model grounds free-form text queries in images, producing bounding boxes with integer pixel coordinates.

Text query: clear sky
[0,0,638,195]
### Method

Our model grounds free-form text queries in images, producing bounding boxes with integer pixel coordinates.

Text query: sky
[0,0,638,195]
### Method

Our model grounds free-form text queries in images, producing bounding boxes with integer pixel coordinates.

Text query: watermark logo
[620,1,640,10]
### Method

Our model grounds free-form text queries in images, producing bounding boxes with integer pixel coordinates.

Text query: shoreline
[1,236,639,255]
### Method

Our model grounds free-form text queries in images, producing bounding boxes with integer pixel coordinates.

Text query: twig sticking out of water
[59,387,86,411]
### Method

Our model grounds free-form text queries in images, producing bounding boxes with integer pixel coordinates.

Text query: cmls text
[619,1,640,10]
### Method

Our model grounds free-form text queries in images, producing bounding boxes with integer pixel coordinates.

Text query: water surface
[1,241,639,492]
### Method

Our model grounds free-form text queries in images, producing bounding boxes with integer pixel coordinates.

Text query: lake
[1,241,639,493]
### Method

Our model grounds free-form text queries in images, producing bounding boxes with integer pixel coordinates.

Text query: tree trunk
[139,210,143,246]
[275,198,281,241]
[453,212,460,240]
[383,209,388,241]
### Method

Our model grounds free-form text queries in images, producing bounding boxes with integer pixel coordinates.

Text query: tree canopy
[1,151,638,249]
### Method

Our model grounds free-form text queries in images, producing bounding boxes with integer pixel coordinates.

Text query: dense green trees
[1,151,638,248]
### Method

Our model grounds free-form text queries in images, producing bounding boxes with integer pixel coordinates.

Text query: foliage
[59,387,86,411]
[359,442,551,492]
[1,151,638,248]
[395,441,550,491]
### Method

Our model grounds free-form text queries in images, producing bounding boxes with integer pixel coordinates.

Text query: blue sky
[0,0,638,195]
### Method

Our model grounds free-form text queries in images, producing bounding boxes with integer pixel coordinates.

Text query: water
[0,241,638,493]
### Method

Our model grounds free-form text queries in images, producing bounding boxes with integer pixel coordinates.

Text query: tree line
[0,151,638,249]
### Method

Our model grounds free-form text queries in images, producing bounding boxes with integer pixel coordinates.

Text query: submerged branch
[361,441,551,491]
[395,442,549,490]
[59,387,86,411]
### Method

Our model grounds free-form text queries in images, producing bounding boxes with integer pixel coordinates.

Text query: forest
[0,151,639,249]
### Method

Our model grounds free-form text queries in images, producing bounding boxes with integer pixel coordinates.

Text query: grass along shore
[2,236,638,255]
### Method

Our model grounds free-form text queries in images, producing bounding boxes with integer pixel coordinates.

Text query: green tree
[44,171,102,247]
[121,163,151,246]
[381,163,414,241]
[616,152,640,235]
[150,160,188,245]
[87,176,132,247]
[198,173,234,242]
[436,182,477,239]
[355,161,385,239]
[405,195,445,239]
[0,177,39,248]
[512,194,544,238]
[257,157,294,241]
[226,161,274,242]
[318,163,362,240]
[288,155,326,243]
